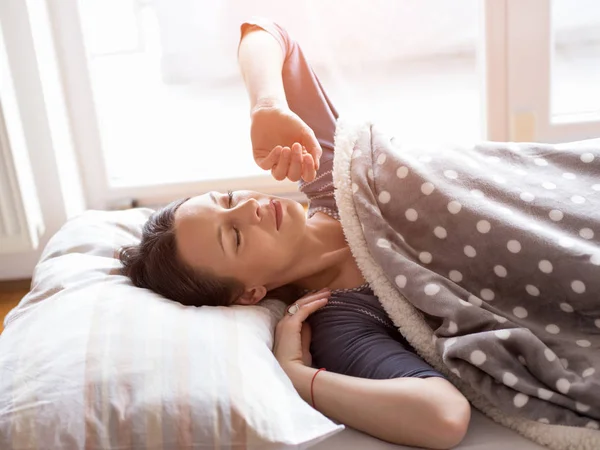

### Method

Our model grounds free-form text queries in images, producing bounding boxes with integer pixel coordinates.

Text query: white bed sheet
[312,410,546,449]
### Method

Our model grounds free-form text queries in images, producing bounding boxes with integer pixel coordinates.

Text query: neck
[269,214,350,292]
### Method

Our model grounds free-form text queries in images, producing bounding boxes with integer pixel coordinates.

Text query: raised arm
[238,24,321,182]
[238,24,287,115]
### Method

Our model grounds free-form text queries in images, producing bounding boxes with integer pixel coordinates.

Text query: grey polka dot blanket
[332,119,600,450]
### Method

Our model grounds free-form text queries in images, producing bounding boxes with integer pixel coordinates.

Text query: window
[78,0,483,189]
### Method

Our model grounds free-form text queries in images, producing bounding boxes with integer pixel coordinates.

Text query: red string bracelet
[310,368,326,409]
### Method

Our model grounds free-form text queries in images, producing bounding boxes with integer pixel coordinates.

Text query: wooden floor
[0,280,30,334]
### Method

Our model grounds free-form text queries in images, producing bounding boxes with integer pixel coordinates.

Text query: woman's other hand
[273,288,330,372]
[251,104,322,182]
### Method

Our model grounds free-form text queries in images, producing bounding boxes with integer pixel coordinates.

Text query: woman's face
[174,190,307,303]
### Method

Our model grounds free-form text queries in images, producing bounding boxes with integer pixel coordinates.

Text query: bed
[313,411,545,449]
[2,138,597,448]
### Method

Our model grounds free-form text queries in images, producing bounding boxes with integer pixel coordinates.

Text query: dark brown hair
[119,198,302,307]
[119,198,245,307]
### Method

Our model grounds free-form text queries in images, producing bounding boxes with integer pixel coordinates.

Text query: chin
[285,198,305,216]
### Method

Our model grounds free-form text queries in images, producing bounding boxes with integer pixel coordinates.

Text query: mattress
[313,410,546,449]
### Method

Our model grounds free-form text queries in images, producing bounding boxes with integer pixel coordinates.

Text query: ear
[236,286,267,305]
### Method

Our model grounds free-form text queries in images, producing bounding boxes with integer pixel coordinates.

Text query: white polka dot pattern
[377,238,391,249]
[507,240,521,253]
[470,350,487,366]
[396,166,409,178]
[576,403,590,413]
[419,252,432,264]
[424,284,440,296]
[556,379,570,394]
[421,182,435,195]
[464,245,477,257]
[493,314,507,323]
[378,191,391,203]
[494,265,507,277]
[520,192,535,202]
[513,307,528,319]
[476,220,491,233]
[513,393,529,408]
[444,170,458,179]
[395,275,407,288]
[549,209,564,221]
[571,280,586,294]
[449,270,462,282]
[434,226,447,239]
[581,153,594,163]
[583,368,595,377]
[495,330,511,340]
[347,130,600,428]
[559,303,574,313]
[468,295,483,307]
[544,349,556,362]
[542,181,556,190]
[525,285,540,296]
[481,289,495,301]
[447,201,462,214]
[405,209,418,221]
[538,260,553,273]
[538,388,553,400]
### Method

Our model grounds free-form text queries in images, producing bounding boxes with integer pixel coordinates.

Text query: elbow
[435,396,471,449]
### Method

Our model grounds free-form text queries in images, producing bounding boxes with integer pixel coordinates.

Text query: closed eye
[227,190,241,249]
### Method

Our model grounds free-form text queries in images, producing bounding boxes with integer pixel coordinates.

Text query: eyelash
[227,190,241,248]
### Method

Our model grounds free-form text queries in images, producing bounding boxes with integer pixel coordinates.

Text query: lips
[271,200,282,230]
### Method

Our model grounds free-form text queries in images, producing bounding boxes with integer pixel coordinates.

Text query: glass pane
[79,0,483,187]
[551,0,600,118]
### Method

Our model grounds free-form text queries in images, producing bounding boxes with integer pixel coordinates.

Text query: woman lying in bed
[120,19,470,449]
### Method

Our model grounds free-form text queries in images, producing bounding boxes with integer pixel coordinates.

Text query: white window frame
[505,0,600,143]
[48,0,508,210]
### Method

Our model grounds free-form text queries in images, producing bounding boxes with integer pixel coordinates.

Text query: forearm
[238,27,287,111]
[286,365,470,449]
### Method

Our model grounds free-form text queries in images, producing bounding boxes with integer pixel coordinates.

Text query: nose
[232,198,261,224]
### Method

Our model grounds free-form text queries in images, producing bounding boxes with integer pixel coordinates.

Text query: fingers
[284,291,330,324]
[257,146,282,170]
[287,143,303,182]
[271,146,292,181]
[301,153,316,182]
[294,296,328,322]
[303,128,323,171]
[296,288,330,306]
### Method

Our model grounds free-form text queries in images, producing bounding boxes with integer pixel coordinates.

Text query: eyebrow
[209,192,225,255]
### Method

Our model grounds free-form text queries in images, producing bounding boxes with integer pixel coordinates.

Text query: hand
[250,104,323,182]
[273,289,330,373]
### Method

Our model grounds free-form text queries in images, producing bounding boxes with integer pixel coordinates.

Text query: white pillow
[0,208,342,449]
